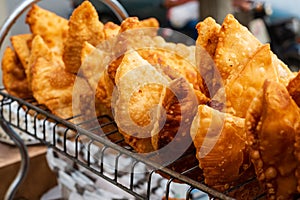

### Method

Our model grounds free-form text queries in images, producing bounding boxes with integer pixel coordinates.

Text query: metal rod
[0,0,41,48]
[0,120,29,200]
[0,0,128,49]
[99,0,129,21]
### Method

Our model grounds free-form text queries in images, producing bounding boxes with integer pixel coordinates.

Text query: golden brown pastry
[115,17,160,56]
[271,52,294,86]
[214,14,262,82]
[113,50,208,160]
[113,50,169,153]
[213,44,279,118]
[63,1,105,74]
[30,36,77,119]
[104,22,120,39]
[151,77,205,151]
[80,42,110,90]
[26,35,52,91]
[195,17,221,98]
[119,16,159,34]
[245,80,300,199]
[150,76,206,182]
[92,17,162,107]
[94,33,207,108]
[137,48,206,94]
[294,75,300,194]
[287,71,300,107]
[190,104,250,192]
[80,41,116,111]
[26,4,68,55]
[1,47,32,99]
[195,17,220,58]
[10,34,32,70]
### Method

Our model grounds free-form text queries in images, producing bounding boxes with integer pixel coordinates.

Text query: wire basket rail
[0,88,265,200]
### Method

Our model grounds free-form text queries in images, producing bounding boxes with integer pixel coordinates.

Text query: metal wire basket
[0,0,265,199]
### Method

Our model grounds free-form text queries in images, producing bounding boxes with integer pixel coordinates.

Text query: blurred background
[1,0,300,72]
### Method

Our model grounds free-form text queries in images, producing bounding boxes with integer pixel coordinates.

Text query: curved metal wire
[0,120,29,200]
[0,3,37,198]
[0,0,41,47]
[0,0,128,48]
[100,0,129,21]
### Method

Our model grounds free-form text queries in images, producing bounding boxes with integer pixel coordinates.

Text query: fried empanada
[26,35,52,90]
[113,50,169,153]
[80,41,115,90]
[95,33,207,109]
[10,34,32,70]
[196,17,221,57]
[119,17,159,33]
[113,50,206,156]
[214,44,279,118]
[80,40,117,111]
[214,14,261,81]
[151,77,199,152]
[26,4,68,55]
[77,41,114,118]
[190,104,249,192]
[246,80,300,199]
[195,19,222,98]
[116,17,160,54]
[30,37,76,119]
[137,47,206,94]
[104,22,120,39]
[1,47,32,99]
[150,77,203,183]
[63,1,105,74]
[272,52,294,86]
[287,71,300,107]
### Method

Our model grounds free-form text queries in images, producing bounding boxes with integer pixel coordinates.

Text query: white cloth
[168,1,200,28]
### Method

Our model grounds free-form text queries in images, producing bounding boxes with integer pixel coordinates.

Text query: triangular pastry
[245,80,300,199]
[190,104,249,191]
[214,44,279,118]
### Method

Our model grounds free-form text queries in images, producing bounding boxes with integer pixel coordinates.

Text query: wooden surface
[0,142,48,168]
[0,142,58,200]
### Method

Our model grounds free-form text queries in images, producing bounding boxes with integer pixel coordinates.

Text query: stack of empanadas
[192,13,300,199]
[2,1,300,199]
[245,80,300,199]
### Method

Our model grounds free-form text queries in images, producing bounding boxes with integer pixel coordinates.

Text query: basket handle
[0,0,129,48]
[0,119,29,200]
[101,0,129,21]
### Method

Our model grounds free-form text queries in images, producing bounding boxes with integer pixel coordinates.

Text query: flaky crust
[214,14,261,82]
[30,37,76,119]
[137,48,206,94]
[10,34,32,71]
[151,77,201,151]
[1,47,32,99]
[63,1,105,74]
[113,51,168,153]
[32,57,75,119]
[213,44,279,118]
[104,22,120,39]
[26,4,68,55]
[287,71,300,107]
[196,17,220,57]
[119,17,159,34]
[95,35,206,109]
[27,35,52,90]
[190,104,249,191]
[245,80,300,199]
